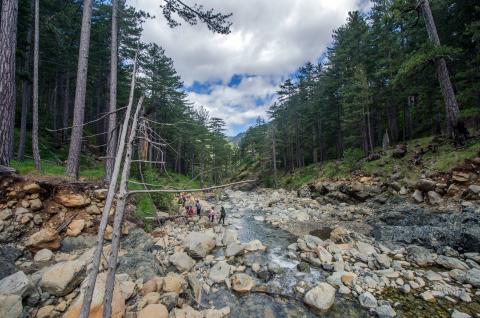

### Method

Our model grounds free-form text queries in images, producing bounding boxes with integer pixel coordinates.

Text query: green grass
[269,136,480,190]
[10,159,104,181]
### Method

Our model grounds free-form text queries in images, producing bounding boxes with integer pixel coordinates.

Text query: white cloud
[126,0,371,134]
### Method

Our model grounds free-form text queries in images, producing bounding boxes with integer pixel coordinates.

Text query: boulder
[376,303,396,318]
[0,208,13,221]
[41,259,86,296]
[303,283,336,312]
[355,241,376,256]
[452,171,470,183]
[465,268,480,287]
[64,273,126,318]
[29,198,43,211]
[222,229,237,246]
[412,190,424,203]
[169,252,195,272]
[0,271,33,297]
[66,219,86,237]
[416,179,436,192]
[317,246,333,263]
[209,261,231,283]
[406,245,436,266]
[427,191,443,204]
[468,185,480,194]
[0,246,22,280]
[23,182,41,194]
[225,242,244,257]
[184,232,215,259]
[104,225,113,240]
[436,255,469,270]
[231,273,254,293]
[172,304,203,318]
[451,310,472,318]
[86,204,101,215]
[359,291,378,308]
[137,304,168,318]
[0,294,22,318]
[203,306,230,318]
[392,144,407,158]
[243,240,266,252]
[37,305,55,318]
[25,228,60,251]
[54,192,91,208]
[162,273,185,294]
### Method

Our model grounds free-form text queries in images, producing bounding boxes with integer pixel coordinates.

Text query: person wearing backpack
[218,206,226,225]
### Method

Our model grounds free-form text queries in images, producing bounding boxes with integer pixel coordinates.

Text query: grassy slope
[236,137,480,190]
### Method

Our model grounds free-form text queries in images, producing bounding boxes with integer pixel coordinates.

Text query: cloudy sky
[127,0,370,136]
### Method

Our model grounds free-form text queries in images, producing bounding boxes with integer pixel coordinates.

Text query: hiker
[195,200,202,217]
[208,207,215,222]
[218,206,226,225]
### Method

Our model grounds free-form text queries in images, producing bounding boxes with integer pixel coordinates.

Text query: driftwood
[55,211,80,234]
[79,51,139,318]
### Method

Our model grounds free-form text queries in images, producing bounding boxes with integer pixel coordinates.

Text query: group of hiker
[178,194,226,225]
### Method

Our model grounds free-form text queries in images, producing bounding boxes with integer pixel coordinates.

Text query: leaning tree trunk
[65,0,93,178]
[0,0,18,166]
[105,0,118,183]
[78,52,138,318]
[419,0,459,137]
[103,96,144,318]
[32,0,41,171]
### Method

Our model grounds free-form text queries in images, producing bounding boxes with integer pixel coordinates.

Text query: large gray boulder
[40,259,86,296]
[169,252,195,272]
[184,232,216,259]
[225,242,244,257]
[0,271,33,297]
[406,245,437,266]
[304,283,336,312]
[209,261,231,283]
[0,294,22,318]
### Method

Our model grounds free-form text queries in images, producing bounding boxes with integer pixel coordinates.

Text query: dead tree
[78,51,139,318]
[103,96,144,318]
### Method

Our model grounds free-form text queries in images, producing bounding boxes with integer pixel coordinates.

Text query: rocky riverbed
[0,172,480,318]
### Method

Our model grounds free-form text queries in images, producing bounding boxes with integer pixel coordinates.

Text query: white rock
[0,271,33,297]
[304,283,336,312]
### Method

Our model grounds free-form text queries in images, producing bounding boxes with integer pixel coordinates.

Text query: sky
[127,0,371,136]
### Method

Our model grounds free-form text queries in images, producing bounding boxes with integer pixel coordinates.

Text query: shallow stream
[203,207,370,318]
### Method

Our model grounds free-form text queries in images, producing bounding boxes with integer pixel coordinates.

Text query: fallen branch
[127,179,256,196]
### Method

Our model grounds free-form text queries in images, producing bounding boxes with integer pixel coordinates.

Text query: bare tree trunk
[31,0,41,171]
[419,0,459,137]
[0,0,18,166]
[105,0,118,183]
[366,105,374,153]
[17,0,33,161]
[78,52,138,318]
[52,74,58,135]
[103,96,144,318]
[62,70,70,144]
[65,0,93,178]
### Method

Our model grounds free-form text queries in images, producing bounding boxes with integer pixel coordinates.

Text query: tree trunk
[17,0,33,161]
[419,0,459,137]
[32,0,41,171]
[65,0,93,178]
[271,127,277,188]
[62,70,70,144]
[78,51,138,318]
[105,0,118,183]
[0,0,18,166]
[103,96,144,318]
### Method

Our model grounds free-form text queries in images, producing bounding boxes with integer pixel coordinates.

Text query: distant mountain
[227,132,245,146]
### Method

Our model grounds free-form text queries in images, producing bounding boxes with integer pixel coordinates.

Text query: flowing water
[203,206,370,318]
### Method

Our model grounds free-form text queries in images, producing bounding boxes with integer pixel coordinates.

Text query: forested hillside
[239,0,480,185]
[0,0,235,186]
